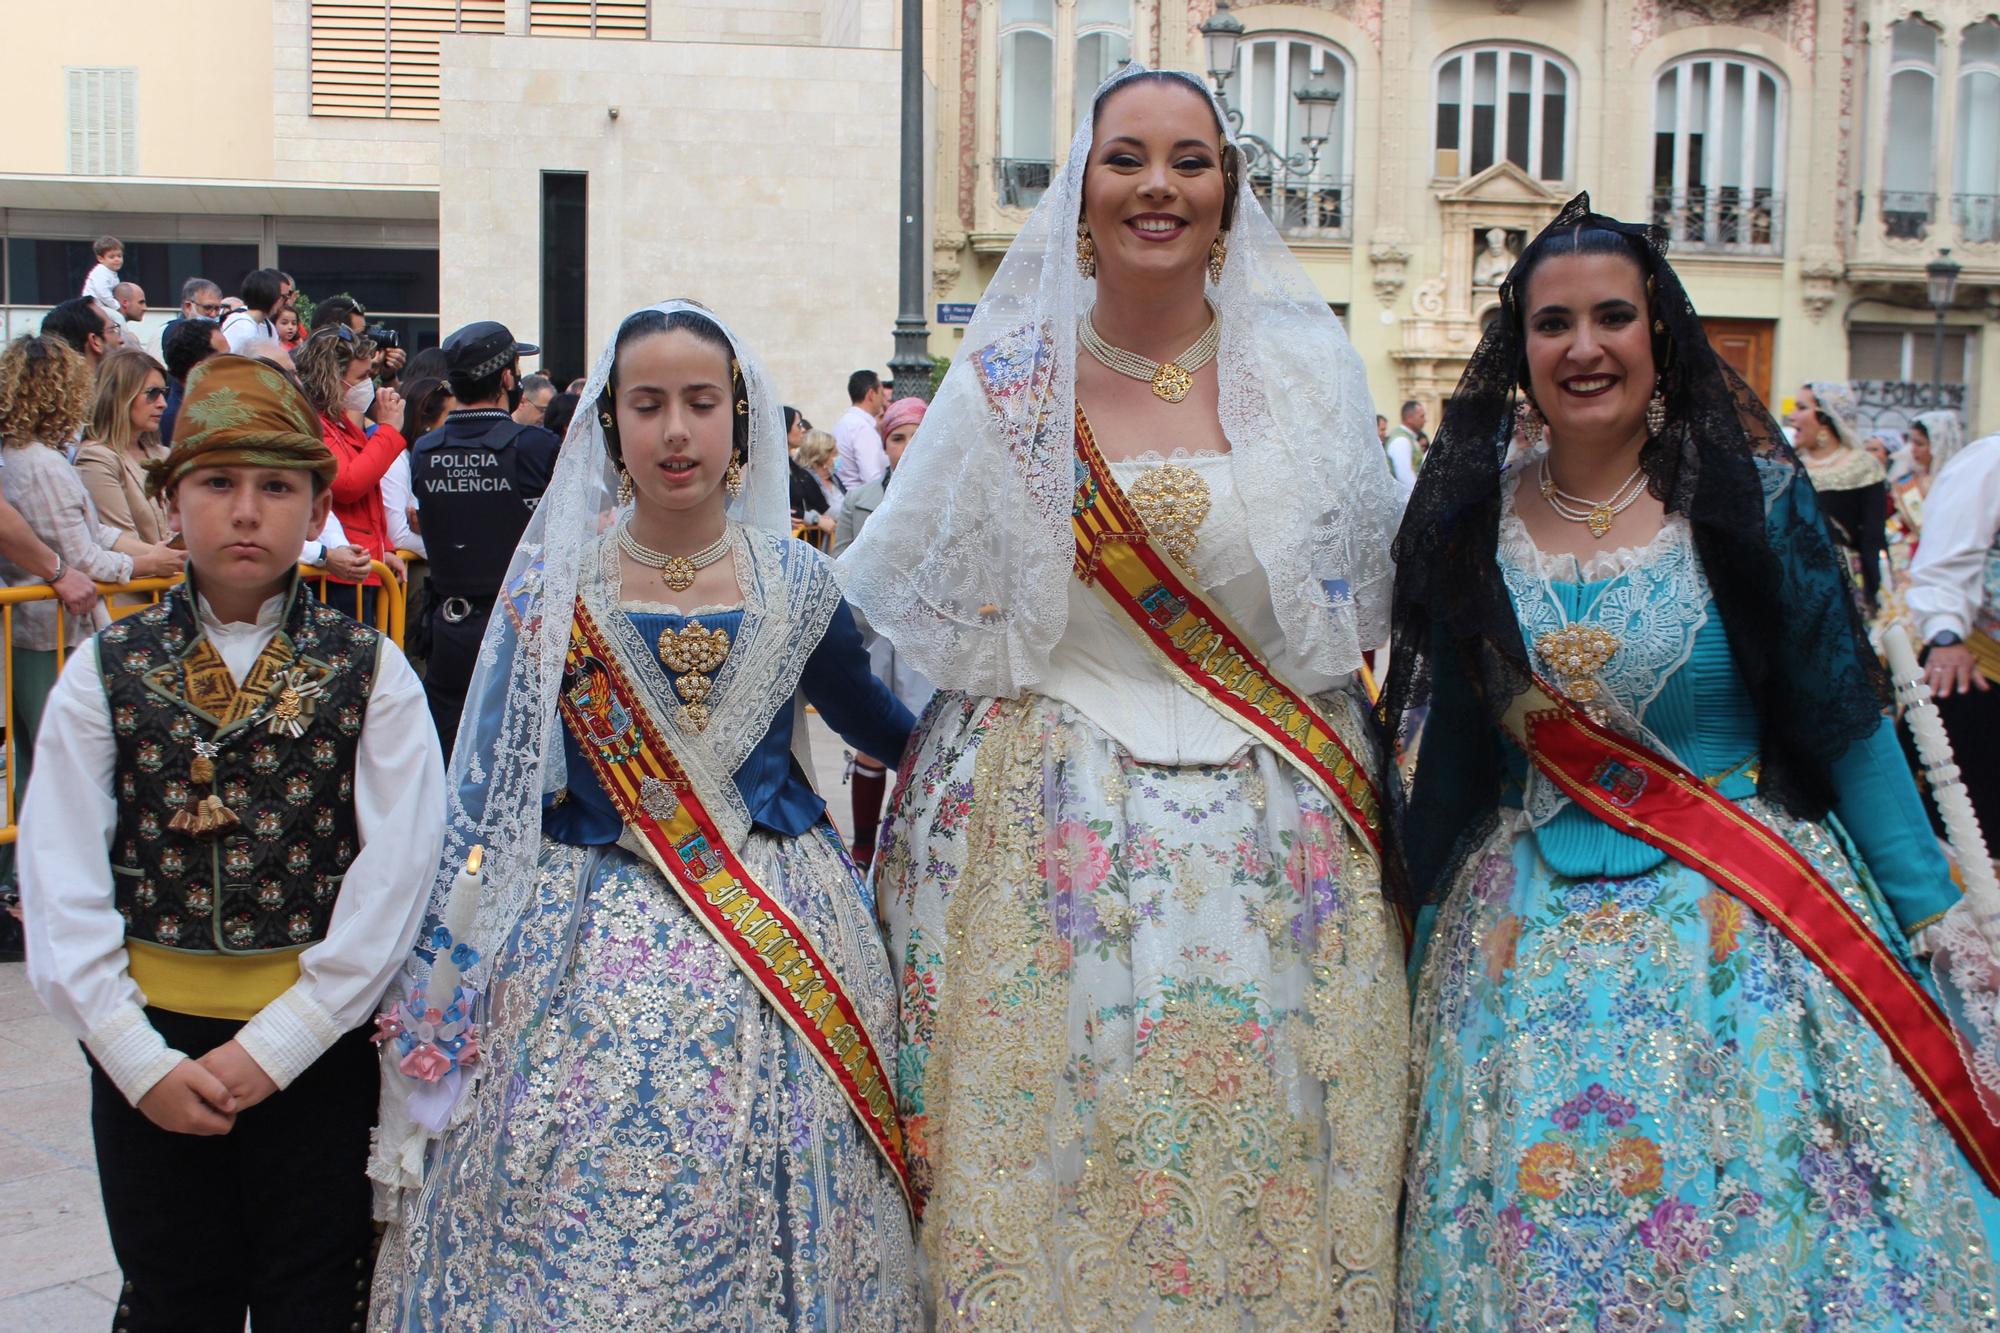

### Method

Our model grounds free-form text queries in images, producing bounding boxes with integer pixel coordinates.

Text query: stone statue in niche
[1473,227,1522,287]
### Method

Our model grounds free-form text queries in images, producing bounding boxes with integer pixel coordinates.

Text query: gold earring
[1076,223,1097,279]
[724,461,744,499]
[616,469,634,506]
[1208,234,1228,285]
[600,409,615,430]
[1645,385,1667,437]
[1517,400,1545,450]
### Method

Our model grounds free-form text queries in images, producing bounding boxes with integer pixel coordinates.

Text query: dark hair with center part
[1502,223,1670,401]
[1090,71,1240,232]
[598,308,749,472]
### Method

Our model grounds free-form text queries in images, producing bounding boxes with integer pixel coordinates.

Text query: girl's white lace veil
[837,63,1399,698]
[367,299,794,1201]
[424,297,787,982]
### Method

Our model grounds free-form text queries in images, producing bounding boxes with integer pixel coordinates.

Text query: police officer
[410,321,560,755]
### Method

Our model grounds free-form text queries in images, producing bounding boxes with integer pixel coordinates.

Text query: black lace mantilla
[1378,192,1891,909]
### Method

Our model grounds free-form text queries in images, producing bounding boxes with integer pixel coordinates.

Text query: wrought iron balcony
[1250,172,1353,240]
[1648,188,1782,255]
[1952,193,2000,245]
[1880,191,1937,241]
[995,158,1054,210]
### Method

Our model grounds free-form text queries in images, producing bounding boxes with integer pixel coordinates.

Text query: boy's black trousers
[87,1008,378,1333]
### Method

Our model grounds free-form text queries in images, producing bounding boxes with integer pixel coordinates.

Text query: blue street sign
[936,302,976,325]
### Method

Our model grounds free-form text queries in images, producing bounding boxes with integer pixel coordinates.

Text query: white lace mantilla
[1498,469,1714,829]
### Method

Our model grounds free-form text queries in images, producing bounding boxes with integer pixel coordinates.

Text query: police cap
[442,321,542,380]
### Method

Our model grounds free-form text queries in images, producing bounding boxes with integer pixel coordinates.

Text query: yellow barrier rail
[0,561,405,849]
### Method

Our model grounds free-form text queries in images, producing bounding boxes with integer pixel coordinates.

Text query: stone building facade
[5,1,1994,435]
[934,0,2000,437]
[2,0,905,427]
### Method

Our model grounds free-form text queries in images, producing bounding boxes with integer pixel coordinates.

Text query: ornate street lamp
[1926,247,1961,401]
[1199,1,1336,185]
[1201,1,1244,83]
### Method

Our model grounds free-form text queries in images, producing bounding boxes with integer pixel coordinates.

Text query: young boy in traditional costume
[19,353,447,1332]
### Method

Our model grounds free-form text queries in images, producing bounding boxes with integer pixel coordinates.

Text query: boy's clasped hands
[137,1041,278,1135]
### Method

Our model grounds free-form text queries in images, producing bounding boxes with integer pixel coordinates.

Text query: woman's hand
[374,385,406,439]
[129,543,187,579]
[325,545,374,582]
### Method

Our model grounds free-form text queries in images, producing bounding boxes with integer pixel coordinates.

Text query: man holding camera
[408,321,559,755]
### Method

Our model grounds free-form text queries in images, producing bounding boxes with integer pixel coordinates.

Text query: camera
[366,324,400,349]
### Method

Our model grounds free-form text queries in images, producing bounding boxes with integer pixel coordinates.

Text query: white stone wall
[437,31,904,426]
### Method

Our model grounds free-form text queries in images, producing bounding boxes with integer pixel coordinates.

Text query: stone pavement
[0,711,864,1329]
[0,962,118,1328]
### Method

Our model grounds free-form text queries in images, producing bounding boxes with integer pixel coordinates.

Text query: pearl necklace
[1078,303,1221,404]
[1537,456,1647,538]
[618,521,732,593]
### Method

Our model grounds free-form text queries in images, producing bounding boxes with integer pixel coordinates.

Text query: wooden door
[1703,318,1776,408]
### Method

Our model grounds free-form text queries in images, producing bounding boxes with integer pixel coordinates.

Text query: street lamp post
[888,0,934,402]
[1199,2,1338,206]
[1926,248,1962,406]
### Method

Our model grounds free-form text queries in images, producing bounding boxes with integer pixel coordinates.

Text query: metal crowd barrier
[0,560,406,848]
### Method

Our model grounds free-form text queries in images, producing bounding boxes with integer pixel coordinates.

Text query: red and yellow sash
[558,600,916,1216]
[1070,416,1382,855]
[1502,676,2000,1193]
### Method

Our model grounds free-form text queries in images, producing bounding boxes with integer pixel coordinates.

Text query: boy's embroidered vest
[98,582,379,954]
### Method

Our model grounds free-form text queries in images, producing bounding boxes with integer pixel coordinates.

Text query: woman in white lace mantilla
[838,65,1408,1329]
[367,301,920,1329]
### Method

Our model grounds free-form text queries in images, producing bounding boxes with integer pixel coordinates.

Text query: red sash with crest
[1501,675,2000,1194]
[558,599,916,1215]
[1069,416,1383,856]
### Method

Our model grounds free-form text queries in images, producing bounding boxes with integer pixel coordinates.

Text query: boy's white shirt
[20,589,446,1105]
[82,262,119,313]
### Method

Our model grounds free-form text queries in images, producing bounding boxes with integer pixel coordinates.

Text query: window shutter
[529,1,649,39]
[311,0,505,120]
[66,68,139,175]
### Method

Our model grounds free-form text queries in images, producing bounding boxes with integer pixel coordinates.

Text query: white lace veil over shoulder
[837,63,1399,699]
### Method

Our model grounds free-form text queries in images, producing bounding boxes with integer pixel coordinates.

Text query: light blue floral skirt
[371,829,920,1331]
[1401,806,2000,1332]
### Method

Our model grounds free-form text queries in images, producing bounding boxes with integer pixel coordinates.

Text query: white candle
[1884,628,2000,959]
[426,844,484,1005]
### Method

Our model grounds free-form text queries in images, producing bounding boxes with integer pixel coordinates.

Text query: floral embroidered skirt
[878,691,1408,1330]
[370,829,920,1331]
[1401,806,2000,1332]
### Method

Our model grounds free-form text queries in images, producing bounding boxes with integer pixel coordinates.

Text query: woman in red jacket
[294,326,409,621]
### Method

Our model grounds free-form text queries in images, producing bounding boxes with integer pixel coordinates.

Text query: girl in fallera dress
[368,300,921,1329]
[1384,195,2000,1330]
[840,64,1408,1329]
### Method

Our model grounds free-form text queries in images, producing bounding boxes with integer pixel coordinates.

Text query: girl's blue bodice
[544,601,914,844]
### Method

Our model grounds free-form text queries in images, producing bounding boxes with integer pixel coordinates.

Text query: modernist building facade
[933,0,2000,437]
[3,1,1994,435]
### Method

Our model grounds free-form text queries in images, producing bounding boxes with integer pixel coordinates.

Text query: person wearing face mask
[407,320,558,754]
[294,326,409,623]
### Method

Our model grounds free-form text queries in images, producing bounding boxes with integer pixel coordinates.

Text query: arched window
[1231,33,1354,237]
[1071,0,1133,129]
[1883,18,1939,238]
[1955,19,2000,242]
[1650,54,1785,253]
[1433,44,1571,182]
[999,0,1056,205]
